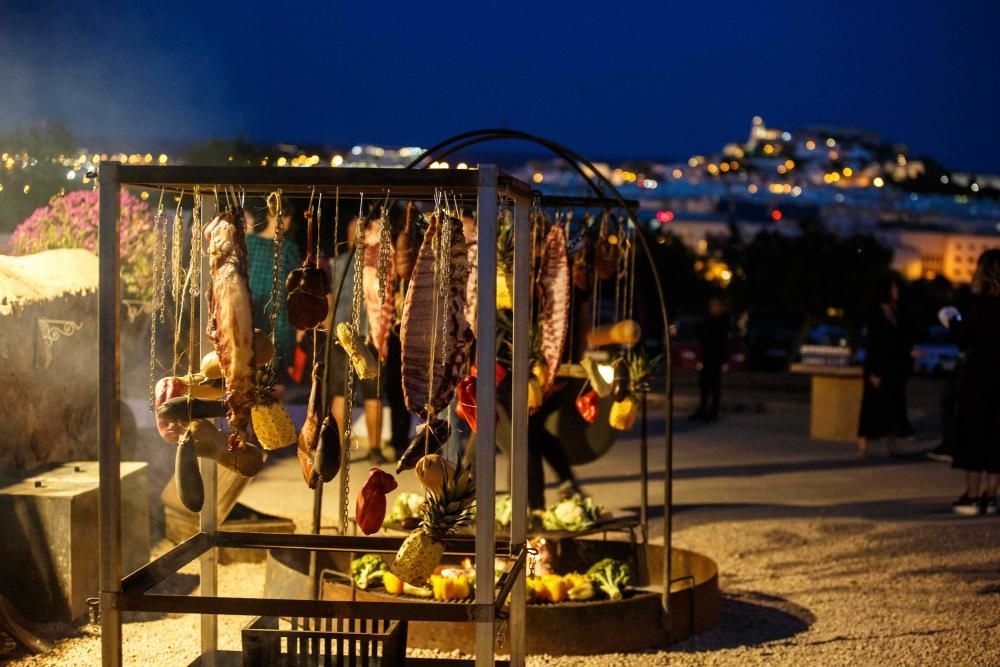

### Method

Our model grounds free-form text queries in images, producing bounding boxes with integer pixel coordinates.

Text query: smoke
[0,1,237,143]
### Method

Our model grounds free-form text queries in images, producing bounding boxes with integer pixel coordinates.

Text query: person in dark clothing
[382,331,410,458]
[857,274,914,457]
[691,297,729,421]
[527,403,580,511]
[942,249,1000,515]
[926,359,961,463]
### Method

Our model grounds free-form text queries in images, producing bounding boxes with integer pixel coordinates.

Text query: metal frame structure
[409,129,676,623]
[98,163,534,666]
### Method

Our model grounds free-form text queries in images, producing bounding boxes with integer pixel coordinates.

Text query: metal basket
[241,616,406,666]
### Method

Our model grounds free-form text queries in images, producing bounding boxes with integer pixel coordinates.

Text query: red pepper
[575,390,600,424]
[456,375,478,432]
[356,467,398,535]
[470,363,508,387]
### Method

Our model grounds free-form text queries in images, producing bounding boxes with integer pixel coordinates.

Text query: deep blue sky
[1,1,998,170]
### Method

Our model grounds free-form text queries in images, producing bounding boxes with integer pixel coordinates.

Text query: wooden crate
[242,616,406,666]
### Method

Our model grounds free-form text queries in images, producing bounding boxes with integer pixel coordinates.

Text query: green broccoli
[351,554,388,590]
[586,558,631,601]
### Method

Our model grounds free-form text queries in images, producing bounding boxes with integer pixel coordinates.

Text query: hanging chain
[341,196,366,532]
[377,205,391,306]
[422,195,445,458]
[186,188,203,375]
[438,196,453,368]
[266,191,284,346]
[148,190,167,410]
[170,194,185,322]
[374,201,392,454]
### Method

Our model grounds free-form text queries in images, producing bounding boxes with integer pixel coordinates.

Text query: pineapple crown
[253,363,280,404]
[628,351,663,395]
[496,213,514,272]
[419,460,476,540]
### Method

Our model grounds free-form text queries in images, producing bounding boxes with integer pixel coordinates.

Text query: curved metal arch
[408,129,676,624]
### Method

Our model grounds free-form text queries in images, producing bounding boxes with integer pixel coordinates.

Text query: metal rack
[411,130,676,622]
[97,163,534,666]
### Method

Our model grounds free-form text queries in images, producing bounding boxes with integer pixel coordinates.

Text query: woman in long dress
[857,274,913,457]
[944,250,1000,515]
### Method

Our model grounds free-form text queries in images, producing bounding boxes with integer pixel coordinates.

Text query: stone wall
[0,249,100,474]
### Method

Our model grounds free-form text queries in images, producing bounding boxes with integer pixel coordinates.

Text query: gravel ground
[3,514,998,666]
[3,384,999,665]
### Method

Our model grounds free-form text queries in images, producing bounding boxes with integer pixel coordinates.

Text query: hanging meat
[203,208,256,450]
[537,224,571,391]
[285,208,330,330]
[362,221,396,361]
[296,361,341,488]
[400,213,472,420]
[395,203,416,281]
[463,222,478,337]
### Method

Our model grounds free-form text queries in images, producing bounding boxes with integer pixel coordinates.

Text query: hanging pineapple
[609,352,662,431]
[496,214,514,310]
[250,365,297,450]
[391,461,476,587]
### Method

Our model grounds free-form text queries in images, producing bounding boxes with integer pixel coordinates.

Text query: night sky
[1,1,998,170]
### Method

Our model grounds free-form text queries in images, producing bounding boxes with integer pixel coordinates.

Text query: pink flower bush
[11,189,156,300]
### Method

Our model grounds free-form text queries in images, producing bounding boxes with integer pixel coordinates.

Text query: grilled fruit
[336,322,378,380]
[609,397,638,431]
[391,462,475,587]
[250,366,296,451]
[414,454,455,496]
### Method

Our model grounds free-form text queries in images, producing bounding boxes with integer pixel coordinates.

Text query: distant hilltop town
[517,117,1000,284]
[2,117,998,283]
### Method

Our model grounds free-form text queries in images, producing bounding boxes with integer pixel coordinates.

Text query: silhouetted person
[691,297,729,421]
[857,274,913,457]
[927,359,961,463]
[942,250,1000,515]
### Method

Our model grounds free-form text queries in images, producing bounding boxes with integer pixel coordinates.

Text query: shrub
[11,189,156,301]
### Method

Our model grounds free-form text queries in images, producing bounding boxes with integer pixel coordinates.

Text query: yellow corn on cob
[336,322,378,379]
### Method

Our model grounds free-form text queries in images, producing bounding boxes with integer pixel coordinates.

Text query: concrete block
[0,461,149,622]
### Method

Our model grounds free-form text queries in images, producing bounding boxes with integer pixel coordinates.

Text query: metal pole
[474,166,498,666]
[198,196,218,665]
[98,162,123,667]
[663,350,674,629]
[309,482,324,597]
[507,192,530,666]
[639,390,649,544]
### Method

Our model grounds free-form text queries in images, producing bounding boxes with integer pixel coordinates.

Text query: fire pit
[264,537,718,655]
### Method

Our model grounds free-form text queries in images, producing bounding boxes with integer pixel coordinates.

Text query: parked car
[798,324,860,367]
[744,313,800,371]
[913,325,960,375]
[670,316,748,371]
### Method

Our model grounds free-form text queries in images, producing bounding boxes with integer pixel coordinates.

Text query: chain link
[341,200,367,532]
[148,194,167,410]
[170,197,184,323]
[266,191,284,346]
[188,191,202,300]
[438,201,452,367]
[377,207,391,305]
